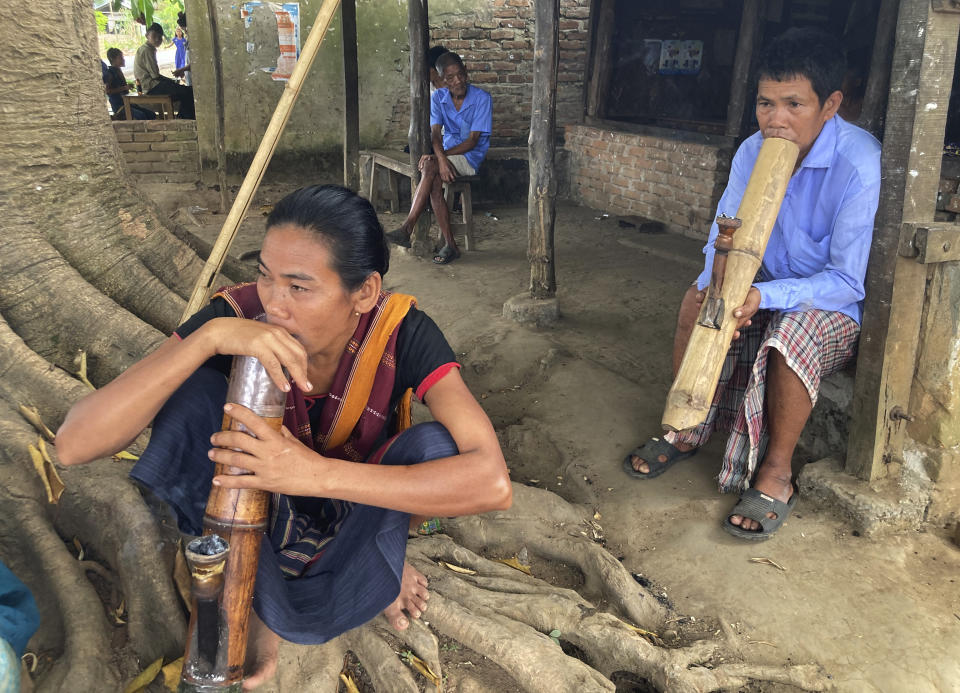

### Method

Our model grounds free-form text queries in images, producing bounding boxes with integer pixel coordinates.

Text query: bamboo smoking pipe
[661,137,799,433]
[179,356,287,692]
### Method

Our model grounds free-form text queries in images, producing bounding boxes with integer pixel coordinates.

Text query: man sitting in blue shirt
[623,28,881,540]
[386,52,493,264]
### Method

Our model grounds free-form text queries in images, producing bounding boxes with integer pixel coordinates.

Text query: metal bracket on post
[898,222,960,263]
[932,0,960,13]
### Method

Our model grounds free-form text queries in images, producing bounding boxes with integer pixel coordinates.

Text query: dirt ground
[172,189,959,693]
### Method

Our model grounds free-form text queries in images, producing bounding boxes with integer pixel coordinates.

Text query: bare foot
[242,611,280,690]
[630,439,695,473]
[728,463,794,532]
[383,562,429,631]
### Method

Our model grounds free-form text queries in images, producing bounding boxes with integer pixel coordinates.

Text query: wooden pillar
[203,0,230,213]
[528,0,559,298]
[407,0,431,248]
[856,0,898,138]
[846,0,960,481]
[724,0,761,139]
[341,0,360,190]
[584,0,615,119]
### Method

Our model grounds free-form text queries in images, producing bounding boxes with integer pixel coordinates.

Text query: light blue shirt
[430,84,493,172]
[696,116,881,324]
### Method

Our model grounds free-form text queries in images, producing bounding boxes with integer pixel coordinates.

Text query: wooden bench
[122,94,175,120]
[362,149,477,250]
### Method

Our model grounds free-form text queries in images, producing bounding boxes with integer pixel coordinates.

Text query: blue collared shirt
[696,116,881,324]
[430,84,493,172]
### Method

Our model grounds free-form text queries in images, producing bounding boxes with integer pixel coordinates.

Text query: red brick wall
[388,0,590,143]
[113,121,200,186]
[564,124,731,237]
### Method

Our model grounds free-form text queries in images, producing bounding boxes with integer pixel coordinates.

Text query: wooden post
[846,0,960,481]
[407,0,431,249]
[724,0,761,139]
[341,0,360,190]
[584,0,615,119]
[856,0,898,138]
[203,0,230,214]
[181,0,343,323]
[528,0,559,298]
[662,138,798,432]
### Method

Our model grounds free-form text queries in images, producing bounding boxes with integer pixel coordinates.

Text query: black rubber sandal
[621,437,697,479]
[722,483,799,542]
[433,244,461,264]
[385,228,411,248]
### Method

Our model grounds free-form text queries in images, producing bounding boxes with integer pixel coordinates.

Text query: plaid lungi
[666,309,859,493]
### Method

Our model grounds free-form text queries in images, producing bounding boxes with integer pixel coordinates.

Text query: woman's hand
[198,318,312,392]
[209,404,322,495]
[732,287,762,340]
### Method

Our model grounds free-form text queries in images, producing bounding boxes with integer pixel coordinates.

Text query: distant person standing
[134,22,195,119]
[427,45,448,94]
[174,12,192,86]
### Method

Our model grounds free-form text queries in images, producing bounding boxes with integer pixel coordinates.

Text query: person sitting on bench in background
[103,48,155,120]
[385,52,492,265]
[427,45,448,95]
[134,22,195,119]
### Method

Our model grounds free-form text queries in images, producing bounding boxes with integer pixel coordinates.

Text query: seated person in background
[427,44,448,94]
[385,52,492,265]
[55,185,512,689]
[622,28,881,541]
[134,22,195,119]
[103,48,155,120]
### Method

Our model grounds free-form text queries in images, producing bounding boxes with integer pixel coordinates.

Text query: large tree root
[442,483,669,629]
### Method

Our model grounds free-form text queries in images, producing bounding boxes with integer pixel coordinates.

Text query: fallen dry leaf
[28,441,64,504]
[624,623,664,646]
[18,405,55,441]
[112,450,140,462]
[114,599,127,625]
[749,557,786,571]
[74,350,96,390]
[123,657,162,693]
[339,672,361,693]
[495,556,533,575]
[161,657,183,691]
[401,651,441,688]
[441,561,476,575]
[72,537,85,562]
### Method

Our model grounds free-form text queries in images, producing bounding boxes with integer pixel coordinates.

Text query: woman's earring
[355,311,361,317]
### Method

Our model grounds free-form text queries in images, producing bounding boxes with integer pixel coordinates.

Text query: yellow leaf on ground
[114,599,127,625]
[161,657,183,691]
[495,556,533,575]
[624,623,664,646]
[112,450,140,462]
[339,672,361,693]
[402,651,442,688]
[17,405,55,441]
[124,657,163,693]
[441,561,476,575]
[28,442,64,504]
[72,537,85,561]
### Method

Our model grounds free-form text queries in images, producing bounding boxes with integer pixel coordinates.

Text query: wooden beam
[528,0,559,298]
[584,0,615,119]
[846,0,960,481]
[407,0,431,247]
[341,0,360,190]
[725,0,761,139]
[856,0,898,138]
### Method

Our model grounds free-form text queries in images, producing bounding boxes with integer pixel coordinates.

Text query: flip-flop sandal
[622,436,697,479]
[722,482,799,542]
[385,228,411,248]
[433,245,460,264]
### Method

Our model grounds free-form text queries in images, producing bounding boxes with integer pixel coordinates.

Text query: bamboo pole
[181,0,343,323]
[661,137,798,433]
